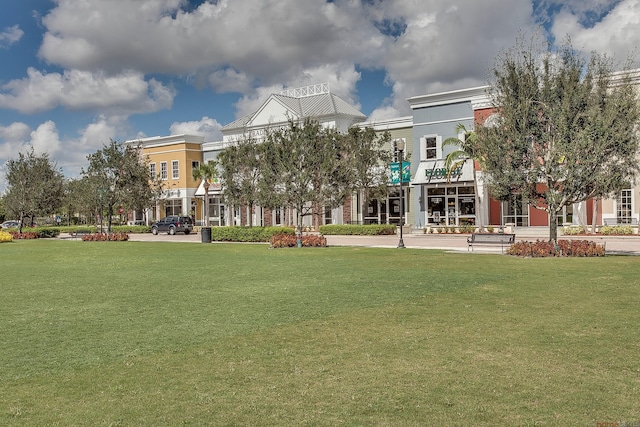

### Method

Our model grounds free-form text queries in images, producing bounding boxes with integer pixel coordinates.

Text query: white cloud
[0,25,23,48]
[0,68,176,115]
[169,116,223,141]
[551,0,640,62]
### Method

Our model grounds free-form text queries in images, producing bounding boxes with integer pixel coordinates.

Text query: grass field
[1,239,639,426]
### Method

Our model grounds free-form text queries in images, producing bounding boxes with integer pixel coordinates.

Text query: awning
[194,178,222,196]
[411,159,474,185]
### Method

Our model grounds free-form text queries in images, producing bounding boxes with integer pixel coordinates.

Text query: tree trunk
[591,198,599,234]
[549,210,558,243]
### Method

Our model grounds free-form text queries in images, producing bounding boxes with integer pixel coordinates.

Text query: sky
[0,0,638,190]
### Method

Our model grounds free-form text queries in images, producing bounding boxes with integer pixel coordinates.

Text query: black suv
[151,216,193,235]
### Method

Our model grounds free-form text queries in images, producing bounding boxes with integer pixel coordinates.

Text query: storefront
[412,159,479,227]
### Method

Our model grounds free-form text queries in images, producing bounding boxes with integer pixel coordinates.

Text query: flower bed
[507,240,605,257]
[270,233,327,248]
[0,230,13,243]
[81,232,129,241]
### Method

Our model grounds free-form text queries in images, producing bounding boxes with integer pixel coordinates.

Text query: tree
[476,39,640,242]
[4,147,64,232]
[343,126,392,225]
[443,124,486,230]
[192,161,218,227]
[82,140,156,233]
[217,137,263,226]
[259,119,353,244]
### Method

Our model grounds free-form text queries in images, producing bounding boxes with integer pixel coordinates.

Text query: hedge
[210,226,295,242]
[318,224,397,235]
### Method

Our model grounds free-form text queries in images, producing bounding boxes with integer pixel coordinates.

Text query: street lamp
[396,139,406,249]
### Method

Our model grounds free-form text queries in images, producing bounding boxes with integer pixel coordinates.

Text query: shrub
[270,233,327,248]
[486,226,494,233]
[507,240,605,257]
[9,231,39,239]
[81,232,129,241]
[318,224,396,236]
[599,225,634,235]
[211,226,295,242]
[0,230,13,243]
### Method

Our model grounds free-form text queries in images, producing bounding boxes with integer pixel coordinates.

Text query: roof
[221,91,366,132]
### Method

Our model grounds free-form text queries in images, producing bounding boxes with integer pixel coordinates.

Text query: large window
[160,162,168,180]
[616,189,632,224]
[503,195,529,226]
[164,199,182,216]
[149,163,156,179]
[426,186,475,226]
[172,160,179,179]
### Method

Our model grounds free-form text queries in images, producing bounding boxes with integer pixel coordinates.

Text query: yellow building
[131,134,205,224]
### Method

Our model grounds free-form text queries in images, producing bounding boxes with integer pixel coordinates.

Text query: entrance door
[447,196,457,226]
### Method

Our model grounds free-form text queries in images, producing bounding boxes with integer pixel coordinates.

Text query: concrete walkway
[122,230,640,256]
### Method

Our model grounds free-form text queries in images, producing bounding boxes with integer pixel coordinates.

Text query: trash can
[201,227,212,243]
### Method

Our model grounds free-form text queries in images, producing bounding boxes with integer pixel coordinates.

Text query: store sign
[425,166,463,180]
[411,159,474,185]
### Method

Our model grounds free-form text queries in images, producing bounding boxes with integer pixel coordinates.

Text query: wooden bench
[467,233,516,253]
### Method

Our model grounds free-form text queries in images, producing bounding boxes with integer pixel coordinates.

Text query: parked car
[0,220,20,229]
[151,216,193,235]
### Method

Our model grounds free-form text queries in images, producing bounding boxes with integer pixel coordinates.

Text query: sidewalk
[123,230,640,255]
[325,231,640,255]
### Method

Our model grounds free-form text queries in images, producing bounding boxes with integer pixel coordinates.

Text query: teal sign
[391,161,410,184]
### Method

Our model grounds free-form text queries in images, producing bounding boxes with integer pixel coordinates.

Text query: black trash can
[201,227,212,243]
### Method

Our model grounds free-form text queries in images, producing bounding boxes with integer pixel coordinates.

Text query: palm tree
[192,161,218,227]
[442,123,486,230]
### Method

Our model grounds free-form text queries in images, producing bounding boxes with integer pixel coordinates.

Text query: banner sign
[390,161,411,184]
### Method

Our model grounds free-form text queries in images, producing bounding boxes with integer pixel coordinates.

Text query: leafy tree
[4,147,64,232]
[443,124,486,229]
[343,126,392,225]
[82,140,156,233]
[259,119,353,244]
[217,138,263,226]
[192,161,218,227]
[476,39,640,241]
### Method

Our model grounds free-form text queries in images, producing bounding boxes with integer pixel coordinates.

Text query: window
[192,160,200,173]
[149,163,156,179]
[503,195,529,227]
[616,189,632,224]
[172,160,179,179]
[420,136,440,160]
[160,162,168,180]
[164,199,182,216]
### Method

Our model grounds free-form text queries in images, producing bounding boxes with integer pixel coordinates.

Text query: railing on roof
[279,82,329,98]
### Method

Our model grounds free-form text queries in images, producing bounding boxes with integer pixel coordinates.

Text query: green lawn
[1,240,639,426]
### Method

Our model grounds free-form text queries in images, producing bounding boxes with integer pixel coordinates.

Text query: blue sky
[0,0,638,189]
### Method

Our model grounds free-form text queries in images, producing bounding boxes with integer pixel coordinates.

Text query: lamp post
[396,139,406,248]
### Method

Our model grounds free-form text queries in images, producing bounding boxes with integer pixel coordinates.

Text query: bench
[70,229,94,239]
[467,233,516,253]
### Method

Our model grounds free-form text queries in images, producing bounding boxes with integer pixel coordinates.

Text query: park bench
[467,233,516,254]
[70,229,94,239]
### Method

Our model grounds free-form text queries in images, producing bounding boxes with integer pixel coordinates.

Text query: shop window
[503,195,529,227]
[165,199,182,216]
[616,189,632,224]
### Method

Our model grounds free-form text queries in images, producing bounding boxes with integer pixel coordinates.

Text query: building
[355,116,414,227]
[131,134,205,224]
